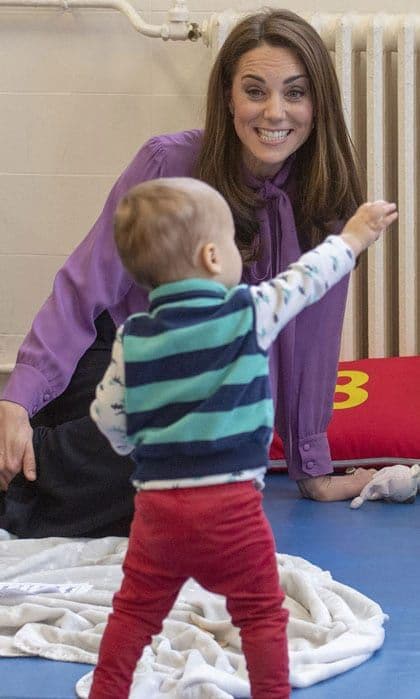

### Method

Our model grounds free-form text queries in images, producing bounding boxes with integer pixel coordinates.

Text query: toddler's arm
[90,326,134,455]
[252,200,397,351]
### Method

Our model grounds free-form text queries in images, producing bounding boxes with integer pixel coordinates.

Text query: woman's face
[229,43,314,178]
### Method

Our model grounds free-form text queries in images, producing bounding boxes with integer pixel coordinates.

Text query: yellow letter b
[334,370,369,410]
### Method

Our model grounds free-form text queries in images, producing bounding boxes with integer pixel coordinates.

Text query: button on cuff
[293,432,331,480]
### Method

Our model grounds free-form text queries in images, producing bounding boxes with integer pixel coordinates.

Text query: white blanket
[0,534,387,698]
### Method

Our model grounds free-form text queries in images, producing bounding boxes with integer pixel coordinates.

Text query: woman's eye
[246,88,264,99]
[287,89,304,100]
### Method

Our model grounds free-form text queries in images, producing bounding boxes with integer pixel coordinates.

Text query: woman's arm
[298,469,377,501]
[2,139,168,417]
[0,136,169,486]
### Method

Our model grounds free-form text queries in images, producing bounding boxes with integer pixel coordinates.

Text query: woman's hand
[0,401,36,490]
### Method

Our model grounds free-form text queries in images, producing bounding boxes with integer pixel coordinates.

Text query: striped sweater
[91,235,354,487]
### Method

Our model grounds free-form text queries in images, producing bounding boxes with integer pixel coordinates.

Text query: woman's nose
[264,95,286,120]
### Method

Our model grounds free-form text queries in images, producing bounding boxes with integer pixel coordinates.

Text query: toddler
[88,177,397,699]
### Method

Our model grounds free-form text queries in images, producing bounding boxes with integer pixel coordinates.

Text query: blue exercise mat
[1,473,419,698]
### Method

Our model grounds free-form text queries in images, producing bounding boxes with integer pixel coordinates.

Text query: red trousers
[89,481,290,699]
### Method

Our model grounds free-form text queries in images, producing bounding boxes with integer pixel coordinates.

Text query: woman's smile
[255,128,293,144]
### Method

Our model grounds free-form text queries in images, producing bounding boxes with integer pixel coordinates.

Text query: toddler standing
[88,177,397,698]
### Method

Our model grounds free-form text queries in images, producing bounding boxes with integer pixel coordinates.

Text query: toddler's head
[114,177,242,289]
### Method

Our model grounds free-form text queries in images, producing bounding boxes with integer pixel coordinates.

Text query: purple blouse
[1,129,349,480]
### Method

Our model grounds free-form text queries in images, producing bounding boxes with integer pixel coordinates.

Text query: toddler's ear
[201,243,222,275]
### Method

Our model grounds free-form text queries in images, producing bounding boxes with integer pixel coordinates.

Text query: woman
[0,8,373,537]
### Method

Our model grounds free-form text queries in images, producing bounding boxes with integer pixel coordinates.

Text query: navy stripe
[131,427,272,480]
[151,304,230,326]
[125,331,259,386]
[149,288,225,312]
[126,288,251,337]
[126,376,271,431]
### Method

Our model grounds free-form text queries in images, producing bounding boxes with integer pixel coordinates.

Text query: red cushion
[269,356,420,471]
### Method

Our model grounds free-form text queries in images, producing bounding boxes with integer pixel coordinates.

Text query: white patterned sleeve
[90,325,134,455]
[251,235,355,351]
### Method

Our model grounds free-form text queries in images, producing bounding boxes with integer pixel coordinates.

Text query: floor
[1,473,419,698]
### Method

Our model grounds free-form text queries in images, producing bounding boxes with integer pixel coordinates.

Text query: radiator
[208,12,420,360]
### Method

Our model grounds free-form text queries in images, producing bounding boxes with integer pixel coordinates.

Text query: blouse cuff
[1,363,53,417]
[287,431,334,480]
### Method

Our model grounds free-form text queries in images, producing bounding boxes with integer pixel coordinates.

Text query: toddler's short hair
[114,178,223,289]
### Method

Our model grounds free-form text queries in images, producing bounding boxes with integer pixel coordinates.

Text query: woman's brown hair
[195,8,364,261]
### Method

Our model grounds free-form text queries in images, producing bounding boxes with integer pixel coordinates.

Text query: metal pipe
[0,0,201,41]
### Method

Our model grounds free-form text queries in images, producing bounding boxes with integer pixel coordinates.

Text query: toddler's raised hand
[341,200,398,257]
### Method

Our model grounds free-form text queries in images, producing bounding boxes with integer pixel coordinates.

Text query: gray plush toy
[350,464,420,509]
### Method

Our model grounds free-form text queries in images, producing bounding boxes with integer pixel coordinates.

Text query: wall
[0,0,418,390]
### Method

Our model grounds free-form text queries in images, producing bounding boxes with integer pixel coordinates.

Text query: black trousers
[0,312,134,538]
